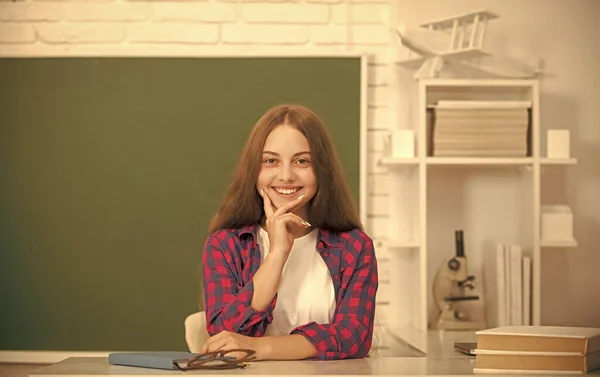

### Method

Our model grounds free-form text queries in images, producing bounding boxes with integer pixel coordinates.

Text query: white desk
[28,331,598,377]
[30,356,600,377]
[367,329,478,358]
[31,356,477,377]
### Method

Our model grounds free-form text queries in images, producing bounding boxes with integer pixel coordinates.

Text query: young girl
[200,104,378,361]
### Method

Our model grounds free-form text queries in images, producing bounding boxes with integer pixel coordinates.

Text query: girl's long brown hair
[208,104,362,234]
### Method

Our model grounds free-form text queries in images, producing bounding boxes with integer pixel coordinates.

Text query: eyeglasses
[174,349,256,371]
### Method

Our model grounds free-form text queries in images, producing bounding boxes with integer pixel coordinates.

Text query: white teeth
[275,188,299,195]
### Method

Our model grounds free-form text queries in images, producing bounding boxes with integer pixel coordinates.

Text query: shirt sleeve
[202,232,275,337]
[290,234,378,360]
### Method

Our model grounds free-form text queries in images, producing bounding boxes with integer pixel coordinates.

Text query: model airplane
[393,9,543,79]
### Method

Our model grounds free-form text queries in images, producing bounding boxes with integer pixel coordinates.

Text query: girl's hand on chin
[260,188,310,257]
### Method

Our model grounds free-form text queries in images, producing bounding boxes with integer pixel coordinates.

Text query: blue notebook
[108,351,200,370]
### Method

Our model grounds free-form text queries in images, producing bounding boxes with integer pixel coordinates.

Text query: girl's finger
[260,188,274,217]
[202,330,227,353]
[204,337,227,353]
[276,212,311,228]
[272,194,306,218]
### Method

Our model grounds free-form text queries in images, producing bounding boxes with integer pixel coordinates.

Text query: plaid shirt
[202,223,378,360]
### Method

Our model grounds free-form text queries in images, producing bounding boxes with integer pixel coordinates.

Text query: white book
[483,243,507,328]
[523,256,532,326]
[496,244,507,327]
[510,245,523,326]
[474,349,583,356]
[475,325,600,340]
[473,348,600,374]
[503,244,511,325]
[474,368,582,374]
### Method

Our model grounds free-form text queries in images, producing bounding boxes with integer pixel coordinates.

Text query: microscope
[432,230,484,330]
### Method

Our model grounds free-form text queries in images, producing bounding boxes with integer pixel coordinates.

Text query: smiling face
[257,124,318,219]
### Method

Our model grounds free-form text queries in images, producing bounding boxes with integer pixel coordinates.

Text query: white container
[391,129,415,158]
[547,129,570,159]
[541,205,573,241]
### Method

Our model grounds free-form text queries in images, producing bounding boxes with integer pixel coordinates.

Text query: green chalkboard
[0,57,362,351]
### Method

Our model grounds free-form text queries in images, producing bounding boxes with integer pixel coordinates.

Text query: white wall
[392,0,600,327]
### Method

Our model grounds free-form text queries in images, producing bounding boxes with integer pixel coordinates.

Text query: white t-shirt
[257,226,336,336]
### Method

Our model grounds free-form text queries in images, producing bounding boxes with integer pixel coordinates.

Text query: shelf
[380,157,541,166]
[376,78,563,340]
[540,239,578,248]
[426,102,532,110]
[382,157,577,166]
[426,157,533,165]
[380,157,419,166]
[420,78,537,88]
[541,158,577,165]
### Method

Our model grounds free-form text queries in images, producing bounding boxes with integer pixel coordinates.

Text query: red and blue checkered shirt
[202,223,378,360]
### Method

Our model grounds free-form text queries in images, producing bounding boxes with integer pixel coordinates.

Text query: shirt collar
[235,223,339,249]
[236,224,256,238]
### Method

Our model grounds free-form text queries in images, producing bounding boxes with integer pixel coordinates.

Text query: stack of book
[430,100,531,157]
[473,326,600,374]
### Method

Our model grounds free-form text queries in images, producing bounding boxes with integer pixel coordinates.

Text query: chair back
[184,311,210,353]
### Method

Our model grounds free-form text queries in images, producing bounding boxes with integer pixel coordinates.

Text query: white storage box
[541,205,573,241]
[391,130,415,158]
[547,129,570,159]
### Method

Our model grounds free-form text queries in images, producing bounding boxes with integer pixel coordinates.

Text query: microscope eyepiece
[455,230,465,257]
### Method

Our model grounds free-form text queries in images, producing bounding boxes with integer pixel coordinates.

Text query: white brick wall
[37,23,126,44]
[0,0,394,330]
[128,23,219,44]
[64,3,150,22]
[223,23,309,44]
[239,3,330,23]
[0,2,62,22]
[0,23,36,43]
[153,2,235,23]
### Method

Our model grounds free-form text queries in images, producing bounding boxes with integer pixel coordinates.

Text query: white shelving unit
[378,78,577,350]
